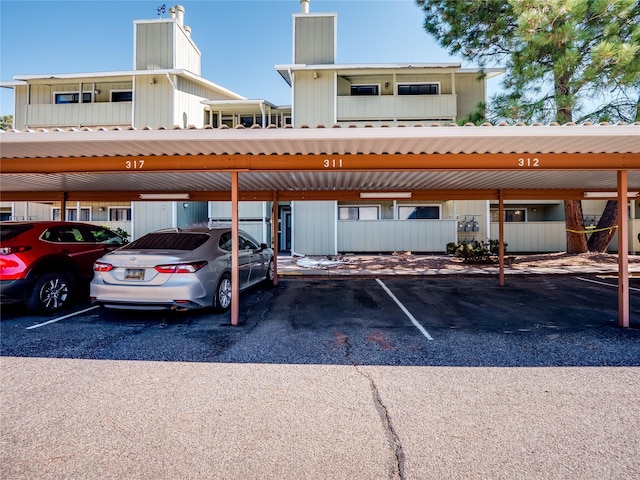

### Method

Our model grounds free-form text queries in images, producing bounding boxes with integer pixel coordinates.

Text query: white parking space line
[376,278,433,340]
[26,305,100,330]
[576,276,640,292]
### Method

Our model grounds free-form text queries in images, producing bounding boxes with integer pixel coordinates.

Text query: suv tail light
[94,261,114,272]
[0,246,32,255]
[155,261,208,274]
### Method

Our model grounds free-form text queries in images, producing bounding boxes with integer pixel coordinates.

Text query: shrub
[446,239,513,264]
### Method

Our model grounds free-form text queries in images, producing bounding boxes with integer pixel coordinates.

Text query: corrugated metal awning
[1,124,639,201]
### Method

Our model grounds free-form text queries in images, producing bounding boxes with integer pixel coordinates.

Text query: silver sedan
[90,227,274,312]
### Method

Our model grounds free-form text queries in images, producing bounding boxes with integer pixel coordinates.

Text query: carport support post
[272,193,279,286]
[60,192,68,222]
[617,170,629,328]
[231,171,240,326]
[498,191,505,286]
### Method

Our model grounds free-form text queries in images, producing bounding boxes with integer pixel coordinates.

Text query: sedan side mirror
[260,243,268,251]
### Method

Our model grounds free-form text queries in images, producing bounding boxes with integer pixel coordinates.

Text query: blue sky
[0,0,501,117]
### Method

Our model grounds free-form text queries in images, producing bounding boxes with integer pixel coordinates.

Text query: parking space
[2,275,639,366]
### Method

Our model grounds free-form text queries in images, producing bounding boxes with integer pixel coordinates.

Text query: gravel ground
[294,252,640,272]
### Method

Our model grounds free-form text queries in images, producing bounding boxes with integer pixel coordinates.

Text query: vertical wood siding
[135,23,173,70]
[293,201,336,255]
[132,201,175,237]
[175,27,201,74]
[294,15,335,64]
[455,74,485,120]
[490,222,567,252]
[338,220,456,253]
[177,201,208,228]
[294,71,335,127]
[134,77,173,128]
[208,201,265,219]
[14,86,26,130]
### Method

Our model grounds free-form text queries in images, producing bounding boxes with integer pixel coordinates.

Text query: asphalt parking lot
[2,275,639,365]
[2,275,640,479]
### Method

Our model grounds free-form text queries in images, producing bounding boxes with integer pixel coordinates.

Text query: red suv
[0,221,125,313]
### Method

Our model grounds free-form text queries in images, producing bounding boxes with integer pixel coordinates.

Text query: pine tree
[416,0,640,252]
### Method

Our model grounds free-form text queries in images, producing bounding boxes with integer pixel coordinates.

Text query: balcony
[25,102,132,128]
[337,94,457,123]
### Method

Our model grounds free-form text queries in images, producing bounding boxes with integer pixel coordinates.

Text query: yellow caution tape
[566,225,618,234]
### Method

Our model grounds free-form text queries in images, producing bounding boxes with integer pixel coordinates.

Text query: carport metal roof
[1,123,639,201]
[1,122,639,328]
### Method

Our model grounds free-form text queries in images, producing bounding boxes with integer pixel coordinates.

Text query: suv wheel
[26,272,71,314]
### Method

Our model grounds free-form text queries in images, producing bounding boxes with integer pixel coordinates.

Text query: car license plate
[124,268,145,280]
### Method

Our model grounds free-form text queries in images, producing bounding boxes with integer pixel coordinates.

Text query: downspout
[288,67,294,127]
[78,81,83,128]
[451,70,457,123]
[165,73,176,89]
[166,73,176,128]
[26,83,31,128]
[131,77,136,126]
[260,101,266,128]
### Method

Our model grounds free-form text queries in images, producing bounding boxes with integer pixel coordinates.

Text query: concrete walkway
[2,357,639,479]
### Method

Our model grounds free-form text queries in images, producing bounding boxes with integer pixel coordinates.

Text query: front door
[278,206,292,253]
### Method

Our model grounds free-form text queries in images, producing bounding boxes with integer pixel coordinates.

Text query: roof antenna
[157,3,166,17]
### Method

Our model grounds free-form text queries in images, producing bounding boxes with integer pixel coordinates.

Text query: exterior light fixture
[139,193,190,200]
[583,192,639,198]
[360,192,412,199]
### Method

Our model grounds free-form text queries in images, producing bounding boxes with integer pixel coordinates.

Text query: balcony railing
[337,95,457,122]
[25,102,132,128]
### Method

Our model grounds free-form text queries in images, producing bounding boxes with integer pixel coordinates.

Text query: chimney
[300,0,310,13]
[173,4,185,26]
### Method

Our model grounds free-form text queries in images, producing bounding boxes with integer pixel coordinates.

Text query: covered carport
[1,123,639,327]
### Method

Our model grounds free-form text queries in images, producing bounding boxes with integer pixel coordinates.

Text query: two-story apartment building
[1,4,289,241]
[3,2,637,254]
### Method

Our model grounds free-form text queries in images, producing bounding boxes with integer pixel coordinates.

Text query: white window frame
[396,82,441,96]
[53,91,94,104]
[110,89,133,103]
[397,204,442,220]
[338,205,381,220]
[491,208,527,223]
[52,207,92,221]
[108,206,132,221]
[350,84,381,96]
